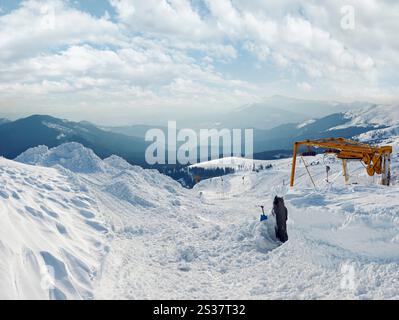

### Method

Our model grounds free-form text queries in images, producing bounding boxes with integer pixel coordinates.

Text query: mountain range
[0,115,149,165]
[0,102,396,165]
[216,95,371,130]
[153,96,370,130]
[101,96,369,131]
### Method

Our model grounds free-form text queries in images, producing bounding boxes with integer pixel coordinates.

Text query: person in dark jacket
[272,196,288,243]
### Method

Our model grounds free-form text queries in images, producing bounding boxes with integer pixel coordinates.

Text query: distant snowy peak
[343,104,399,145]
[336,104,399,129]
[297,119,316,129]
[15,142,105,173]
[43,121,75,135]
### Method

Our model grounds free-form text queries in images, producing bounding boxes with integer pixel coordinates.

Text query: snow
[16,142,105,173]
[330,104,399,131]
[297,119,316,129]
[43,121,74,135]
[190,156,269,171]
[1,134,399,299]
[0,157,108,299]
[103,155,133,171]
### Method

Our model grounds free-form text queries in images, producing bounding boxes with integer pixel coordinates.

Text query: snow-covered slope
[340,104,399,129]
[330,104,399,145]
[192,152,399,299]
[1,141,399,300]
[190,157,269,171]
[2,143,195,299]
[0,157,108,299]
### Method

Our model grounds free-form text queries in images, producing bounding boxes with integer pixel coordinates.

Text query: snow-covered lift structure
[290,138,393,187]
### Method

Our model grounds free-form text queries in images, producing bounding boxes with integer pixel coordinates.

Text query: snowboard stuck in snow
[272,197,288,243]
[258,199,289,243]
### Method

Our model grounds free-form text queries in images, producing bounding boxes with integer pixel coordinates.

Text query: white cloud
[0,0,123,61]
[297,82,312,92]
[0,0,399,124]
[111,0,216,40]
[0,39,259,123]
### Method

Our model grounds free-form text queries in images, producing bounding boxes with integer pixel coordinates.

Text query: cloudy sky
[0,0,398,124]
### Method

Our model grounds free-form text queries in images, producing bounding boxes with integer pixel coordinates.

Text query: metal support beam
[290,142,299,187]
[387,154,391,186]
[342,159,349,184]
[381,154,387,186]
[289,138,392,187]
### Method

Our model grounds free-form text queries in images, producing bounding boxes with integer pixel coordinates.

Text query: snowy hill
[15,143,106,173]
[252,103,398,155]
[1,143,189,299]
[1,142,399,299]
[346,105,399,146]
[190,157,269,171]
[0,115,148,164]
[337,104,399,129]
[0,156,108,299]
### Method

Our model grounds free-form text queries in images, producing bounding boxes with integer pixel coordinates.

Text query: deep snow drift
[1,136,398,299]
[0,156,108,299]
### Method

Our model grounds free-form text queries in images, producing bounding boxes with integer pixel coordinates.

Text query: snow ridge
[331,104,399,131]
[15,142,105,173]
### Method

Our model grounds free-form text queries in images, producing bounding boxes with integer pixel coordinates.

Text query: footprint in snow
[47,197,69,209]
[71,198,91,209]
[11,191,20,200]
[40,205,59,219]
[23,177,36,186]
[49,288,67,300]
[0,190,9,199]
[85,220,108,233]
[55,223,68,235]
[78,209,95,219]
[57,186,71,192]
[40,251,69,281]
[39,183,54,191]
[40,251,72,300]
[25,206,44,218]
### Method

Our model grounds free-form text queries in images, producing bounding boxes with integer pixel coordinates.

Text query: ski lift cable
[300,155,317,190]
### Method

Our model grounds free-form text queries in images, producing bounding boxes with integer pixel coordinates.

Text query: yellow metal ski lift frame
[290,138,393,187]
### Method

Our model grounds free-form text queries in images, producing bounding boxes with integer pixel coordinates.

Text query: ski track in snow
[1,139,399,300]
